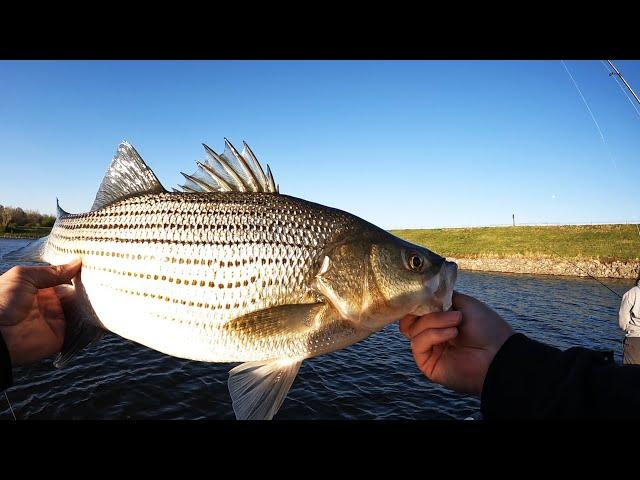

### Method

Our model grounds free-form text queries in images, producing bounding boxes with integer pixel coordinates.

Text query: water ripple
[0,239,629,419]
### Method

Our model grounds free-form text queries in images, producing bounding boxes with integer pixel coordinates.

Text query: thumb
[451,291,478,310]
[17,258,82,289]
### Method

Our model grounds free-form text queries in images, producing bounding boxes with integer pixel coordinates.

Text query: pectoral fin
[228,359,302,420]
[223,303,326,336]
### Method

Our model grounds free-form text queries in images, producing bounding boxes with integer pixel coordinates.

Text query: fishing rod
[603,61,640,242]
[606,60,640,108]
[548,247,623,299]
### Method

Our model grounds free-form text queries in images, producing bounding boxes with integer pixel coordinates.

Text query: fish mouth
[415,260,457,314]
[438,260,458,311]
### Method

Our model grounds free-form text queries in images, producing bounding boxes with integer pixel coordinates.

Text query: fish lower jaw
[410,299,450,316]
[441,298,452,312]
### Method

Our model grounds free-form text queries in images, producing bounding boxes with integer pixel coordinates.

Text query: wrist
[0,328,13,390]
[479,330,517,396]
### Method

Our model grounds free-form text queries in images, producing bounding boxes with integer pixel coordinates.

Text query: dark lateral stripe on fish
[62,206,309,221]
[48,240,307,268]
[52,228,315,244]
[108,285,250,311]
[54,218,322,231]
[80,263,266,289]
[49,233,315,248]
[59,194,319,213]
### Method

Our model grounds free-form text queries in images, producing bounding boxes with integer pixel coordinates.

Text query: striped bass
[8,139,458,419]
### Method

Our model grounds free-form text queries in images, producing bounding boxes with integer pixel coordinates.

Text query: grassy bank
[0,226,51,239]
[391,225,640,263]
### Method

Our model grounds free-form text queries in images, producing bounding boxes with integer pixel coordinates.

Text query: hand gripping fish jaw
[313,232,458,332]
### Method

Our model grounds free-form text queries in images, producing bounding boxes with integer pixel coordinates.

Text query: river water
[0,238,630,419]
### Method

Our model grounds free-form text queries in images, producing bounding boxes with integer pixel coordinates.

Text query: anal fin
[53,278,106,368]
[228,359,302,420]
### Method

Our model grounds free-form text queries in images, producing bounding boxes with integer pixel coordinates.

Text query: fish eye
[407,253,425,272]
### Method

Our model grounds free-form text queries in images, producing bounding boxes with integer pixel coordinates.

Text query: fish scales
[43,191,362,362]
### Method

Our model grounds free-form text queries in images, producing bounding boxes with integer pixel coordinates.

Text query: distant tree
[23,210,35,227]
[11,207,26,226]
[0,206,12,231]
[40,214,56,227]
[0,206,56,231]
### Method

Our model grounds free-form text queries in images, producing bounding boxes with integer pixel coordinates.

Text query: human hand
[399,291,515,396]
[0,259,81,367]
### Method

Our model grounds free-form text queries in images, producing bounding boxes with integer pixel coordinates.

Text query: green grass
[391,225,640,263]
[0,226,52,239]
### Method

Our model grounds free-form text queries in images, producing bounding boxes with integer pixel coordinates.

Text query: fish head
[365,236,458,328]
[314,230,457,332]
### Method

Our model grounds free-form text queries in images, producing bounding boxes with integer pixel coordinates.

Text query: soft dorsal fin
[178,139,279,194]
[56,198,70,219]
[91,141,166,211]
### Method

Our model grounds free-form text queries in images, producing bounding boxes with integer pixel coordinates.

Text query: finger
[16,258,82,289]
[37,288,66,343]
[452,291,481,310]
[411,327,459,356]
[399,314,417,339]
[412,342,447,380]
[408,310,462,338]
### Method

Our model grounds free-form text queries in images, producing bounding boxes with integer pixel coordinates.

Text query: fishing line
[601,61,640,120]
[560,60,619,172]
[548,247,623,299]
[4,391,16,420]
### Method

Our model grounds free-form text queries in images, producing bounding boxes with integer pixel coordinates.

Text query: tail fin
[2,236,48,263]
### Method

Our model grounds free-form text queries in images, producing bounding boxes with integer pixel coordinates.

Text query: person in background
[618,272,640,365]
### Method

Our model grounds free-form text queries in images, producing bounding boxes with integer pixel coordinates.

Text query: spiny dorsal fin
[91,141,166,211]
[178,140,279,194]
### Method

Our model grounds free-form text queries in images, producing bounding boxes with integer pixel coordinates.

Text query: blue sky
[1,60,639,229]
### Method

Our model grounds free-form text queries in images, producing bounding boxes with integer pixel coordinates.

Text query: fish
[7,139,458,420]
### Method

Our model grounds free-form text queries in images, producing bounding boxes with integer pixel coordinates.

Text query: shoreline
[449,256,639,279]
[0,234,46,240]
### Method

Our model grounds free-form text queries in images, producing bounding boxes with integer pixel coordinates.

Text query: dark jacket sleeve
[481,333,640,419]
[0,331,13,391]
